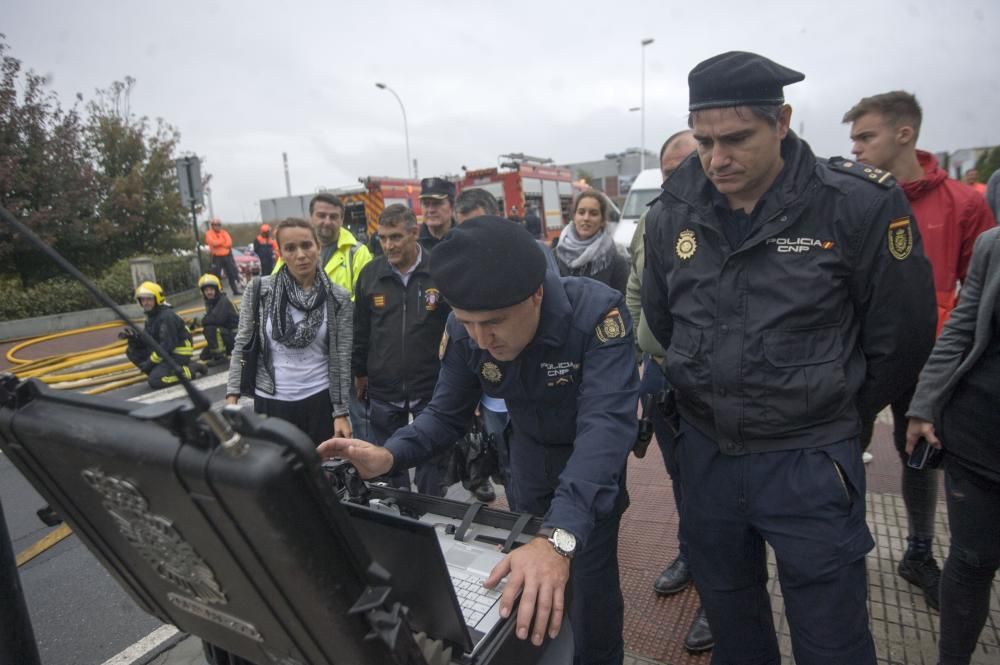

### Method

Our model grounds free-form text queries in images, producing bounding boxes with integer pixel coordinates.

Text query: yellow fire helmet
[134,281,165,306]
[198,273,223,292]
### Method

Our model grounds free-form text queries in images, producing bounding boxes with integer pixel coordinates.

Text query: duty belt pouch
[633,393,655,458]
[658,388,680,436]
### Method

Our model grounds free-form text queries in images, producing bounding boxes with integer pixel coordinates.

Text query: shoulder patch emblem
[480,361,502,384]
[827,156,896,189]
[371,293,386,309]
[676,229,697,260]
[438,329,449,360]
[596,308,627,343]
[888,217,913,260]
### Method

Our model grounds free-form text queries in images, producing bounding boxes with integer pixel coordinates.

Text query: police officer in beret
[641,51,937,664]
[320,216,638,664]
[418,177,457,250]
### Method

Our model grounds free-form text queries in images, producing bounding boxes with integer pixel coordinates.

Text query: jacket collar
[374,244,430,280]
[900,150,948,203]
[661,131,818,242]
[530,271,572,349]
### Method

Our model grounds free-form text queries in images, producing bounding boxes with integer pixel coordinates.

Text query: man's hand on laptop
[316,438,393,479]
[483,537,569,646]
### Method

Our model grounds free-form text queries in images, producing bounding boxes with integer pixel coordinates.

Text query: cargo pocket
[664,320,709,408]
[820,442,875,564]
[746,325,847,432]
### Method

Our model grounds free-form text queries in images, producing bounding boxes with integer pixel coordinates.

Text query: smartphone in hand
[907,438,943,470]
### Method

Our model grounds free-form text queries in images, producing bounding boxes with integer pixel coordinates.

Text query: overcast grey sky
[7,0,1000,223]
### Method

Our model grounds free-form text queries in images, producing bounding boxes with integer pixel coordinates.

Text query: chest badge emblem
[676,229,697,260]
[480,361,502,384]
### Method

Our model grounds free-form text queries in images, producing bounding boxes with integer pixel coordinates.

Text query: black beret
[429,216,547,311]
[420,177,456,200]
[688,51,804,111]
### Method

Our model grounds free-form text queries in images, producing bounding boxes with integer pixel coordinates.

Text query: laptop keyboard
[450,570,505,627]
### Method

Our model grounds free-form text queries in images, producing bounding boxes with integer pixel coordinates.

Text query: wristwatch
[537,527,577,559]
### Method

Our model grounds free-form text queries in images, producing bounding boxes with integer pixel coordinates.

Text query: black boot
[473,480,496,503]
[653,557,691,595]
[684,606,714,653]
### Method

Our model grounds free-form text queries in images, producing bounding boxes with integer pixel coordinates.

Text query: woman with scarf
[554,191,628,295]
[226,217,353,444]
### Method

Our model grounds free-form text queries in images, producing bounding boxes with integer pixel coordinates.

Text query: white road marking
[99,624,179,665]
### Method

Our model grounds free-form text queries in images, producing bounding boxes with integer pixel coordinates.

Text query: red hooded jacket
[902,151,996,335]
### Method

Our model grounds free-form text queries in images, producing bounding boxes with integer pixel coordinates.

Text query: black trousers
[368,398,448,497]
[938,461,1000,664]
[201,325,235,355]
[210,253,241,292]
[677,420,876,665]
[253,389,334,446]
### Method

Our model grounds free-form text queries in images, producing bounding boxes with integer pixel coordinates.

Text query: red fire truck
[331,177,423,242]
[259,176,422,243]
[458,154,576,241]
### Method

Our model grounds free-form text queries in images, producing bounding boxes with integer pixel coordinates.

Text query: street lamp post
[375,82,412,178]
[640,38,654,170]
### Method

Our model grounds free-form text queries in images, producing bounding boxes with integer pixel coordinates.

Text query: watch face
[553,529,576,553]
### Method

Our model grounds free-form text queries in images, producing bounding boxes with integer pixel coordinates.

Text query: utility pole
[640,38,654,170]
[282,152,292,196]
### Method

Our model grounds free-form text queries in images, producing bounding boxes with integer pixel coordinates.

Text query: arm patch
[595,308,627,343]
[827,156,896,189]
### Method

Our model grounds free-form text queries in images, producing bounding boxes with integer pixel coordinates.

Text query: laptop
[344,502,510,656]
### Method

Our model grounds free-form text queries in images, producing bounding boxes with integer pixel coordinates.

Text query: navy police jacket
[642,132,937,455]
[385,271,639,550]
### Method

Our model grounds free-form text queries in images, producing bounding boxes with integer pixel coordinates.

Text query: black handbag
[238,277,262,396]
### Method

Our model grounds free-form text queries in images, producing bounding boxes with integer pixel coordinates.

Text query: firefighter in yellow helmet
[193,273,239,366]
[121,281,207,388]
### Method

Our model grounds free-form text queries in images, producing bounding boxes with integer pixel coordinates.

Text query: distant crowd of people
[120,49,999,665]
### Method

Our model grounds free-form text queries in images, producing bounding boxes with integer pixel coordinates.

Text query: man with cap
[418,177,457,250]
[642,51,937,664]
[320,216,638,664]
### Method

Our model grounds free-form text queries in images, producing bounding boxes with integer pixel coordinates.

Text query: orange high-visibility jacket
[205,228,233,257]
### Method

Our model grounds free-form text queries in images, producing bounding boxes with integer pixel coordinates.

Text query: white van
[612,168,663,258]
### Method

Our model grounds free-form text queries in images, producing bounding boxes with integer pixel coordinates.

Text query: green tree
[975,146,1000,182]
[0,37,102,286]
[86,77,188,260]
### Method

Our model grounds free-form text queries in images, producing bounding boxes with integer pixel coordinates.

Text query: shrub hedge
[0,255,197,320]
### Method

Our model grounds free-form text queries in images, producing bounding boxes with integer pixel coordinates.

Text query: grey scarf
[268,266,328,348]
[555,224,616,275]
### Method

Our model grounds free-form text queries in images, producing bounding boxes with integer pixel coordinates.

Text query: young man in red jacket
[844,90,996,611]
